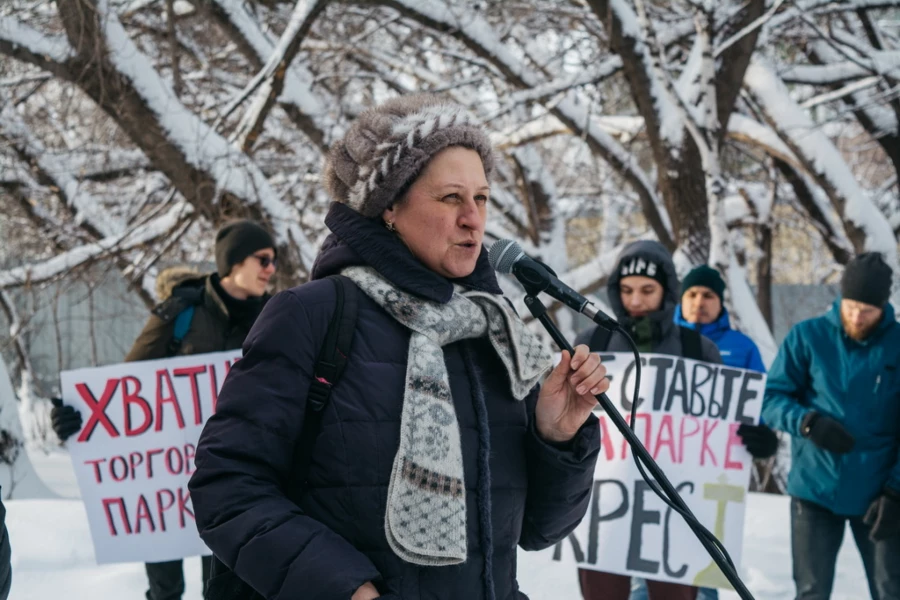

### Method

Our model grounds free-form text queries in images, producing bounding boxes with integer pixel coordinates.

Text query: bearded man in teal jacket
[763,252,900,600]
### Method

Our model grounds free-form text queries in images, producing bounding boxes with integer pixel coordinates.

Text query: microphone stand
[523,293,755,600]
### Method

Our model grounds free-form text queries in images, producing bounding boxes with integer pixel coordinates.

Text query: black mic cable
[488,238,754,599]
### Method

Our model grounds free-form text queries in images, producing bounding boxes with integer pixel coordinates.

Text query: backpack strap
[589,326,614,352]
[679,326,704,361]
[295,275,358,487]
[307,275,359,412]
[168,306,195,356]
[153,285,204,357]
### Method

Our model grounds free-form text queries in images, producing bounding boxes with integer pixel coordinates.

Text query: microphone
[488,239,618,330]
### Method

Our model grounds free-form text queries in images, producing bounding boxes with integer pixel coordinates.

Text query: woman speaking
[190,95,607,600]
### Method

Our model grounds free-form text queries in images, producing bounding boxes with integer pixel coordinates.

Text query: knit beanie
[215,220,276,277]
[681,265,726,302]
[618,254,668,290]
[841,252,892,307]
[322,94,495,218]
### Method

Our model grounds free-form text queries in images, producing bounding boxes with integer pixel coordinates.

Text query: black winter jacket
[126,268,265,362]
[189,203,601,600]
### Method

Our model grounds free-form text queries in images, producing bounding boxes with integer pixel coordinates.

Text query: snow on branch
[207,0,335,149]
[0,103,122,237]
[806,41,899,137]
[767,0,900,33]
[92,0,318,269]
[0,17,73,64]
[780,50,900,85]
[226,0,327,152]
[744,58,897,264]
[0,201,194,289]
[382,0,673,248]
[489,56,623,119]
[607,0,684,149]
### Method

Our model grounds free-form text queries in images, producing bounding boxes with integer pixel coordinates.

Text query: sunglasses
[253,255,277,269]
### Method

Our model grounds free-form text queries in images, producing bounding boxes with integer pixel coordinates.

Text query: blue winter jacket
[762,299,900,516]
[674,306,765,372]
[189,203,601,600]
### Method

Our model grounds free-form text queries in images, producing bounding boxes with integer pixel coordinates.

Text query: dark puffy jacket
[126,268,265,362]
[0,495,10,600]
[189,203,601,600]
[575,240,721,363]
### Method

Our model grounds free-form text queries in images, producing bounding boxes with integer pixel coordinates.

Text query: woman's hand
[351,581,380,600]
[535,345,608,443]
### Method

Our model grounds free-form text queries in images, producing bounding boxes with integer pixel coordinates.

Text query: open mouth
[457,241,479,249]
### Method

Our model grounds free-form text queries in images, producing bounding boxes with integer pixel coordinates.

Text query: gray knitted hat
[323,94,495,218]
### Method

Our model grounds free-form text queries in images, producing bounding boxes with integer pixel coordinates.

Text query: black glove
[49,397,82,442]
[864,488,900,541]
[737,423,779,459]
[801,411,855,454]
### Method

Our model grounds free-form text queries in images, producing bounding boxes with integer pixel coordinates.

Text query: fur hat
[323,94,495,218]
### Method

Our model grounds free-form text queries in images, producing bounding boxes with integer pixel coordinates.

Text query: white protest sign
[59,350,241,564]
[552,352,765,589]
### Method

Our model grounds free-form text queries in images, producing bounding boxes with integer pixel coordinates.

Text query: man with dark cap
[676,265,765,372]
[50,219,277,600]
[676,265,777,460]
[763,252,900,600]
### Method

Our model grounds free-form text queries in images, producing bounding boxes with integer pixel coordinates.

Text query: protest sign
[553,352,765,589]
[59,350,241,564]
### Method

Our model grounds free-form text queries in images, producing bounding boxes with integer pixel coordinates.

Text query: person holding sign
[763,252,900,600]
[574,240,720,600]
[625,266,778,600]
[50,219,277,600]
[189,95,608,600]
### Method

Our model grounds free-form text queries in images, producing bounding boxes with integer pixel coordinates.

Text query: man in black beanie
[763,252,900,600]
[50,219,277,600]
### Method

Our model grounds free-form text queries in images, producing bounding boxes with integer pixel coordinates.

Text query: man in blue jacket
[675,265,765,372]
[763,252,900,600]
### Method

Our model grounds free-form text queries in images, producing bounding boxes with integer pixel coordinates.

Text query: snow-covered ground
[8,449,869,599]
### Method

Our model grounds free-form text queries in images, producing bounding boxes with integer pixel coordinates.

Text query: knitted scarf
[342,266,552,566]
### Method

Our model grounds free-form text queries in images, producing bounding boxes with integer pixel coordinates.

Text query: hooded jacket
[575,240,720,364]
[674,306,765,372]
[762,299,900,515]
[125,268,265,362]
[189,203,601,600]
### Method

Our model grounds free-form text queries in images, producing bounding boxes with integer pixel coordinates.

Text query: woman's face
[383,147,488,279]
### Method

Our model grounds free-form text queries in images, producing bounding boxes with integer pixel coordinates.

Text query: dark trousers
[145,555,213,600]
[579,569,698,600]
[792,497,900,600]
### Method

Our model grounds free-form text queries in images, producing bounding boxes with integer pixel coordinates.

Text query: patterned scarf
[342,266,552,566]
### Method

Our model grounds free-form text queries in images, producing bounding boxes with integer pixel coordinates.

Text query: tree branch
[714,0,766,137]
[201,0,334,150]
[360,0,674,248]
[0,17,74,79]
[230,0,329,153]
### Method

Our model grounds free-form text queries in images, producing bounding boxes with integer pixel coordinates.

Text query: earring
[385,220,395,232]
